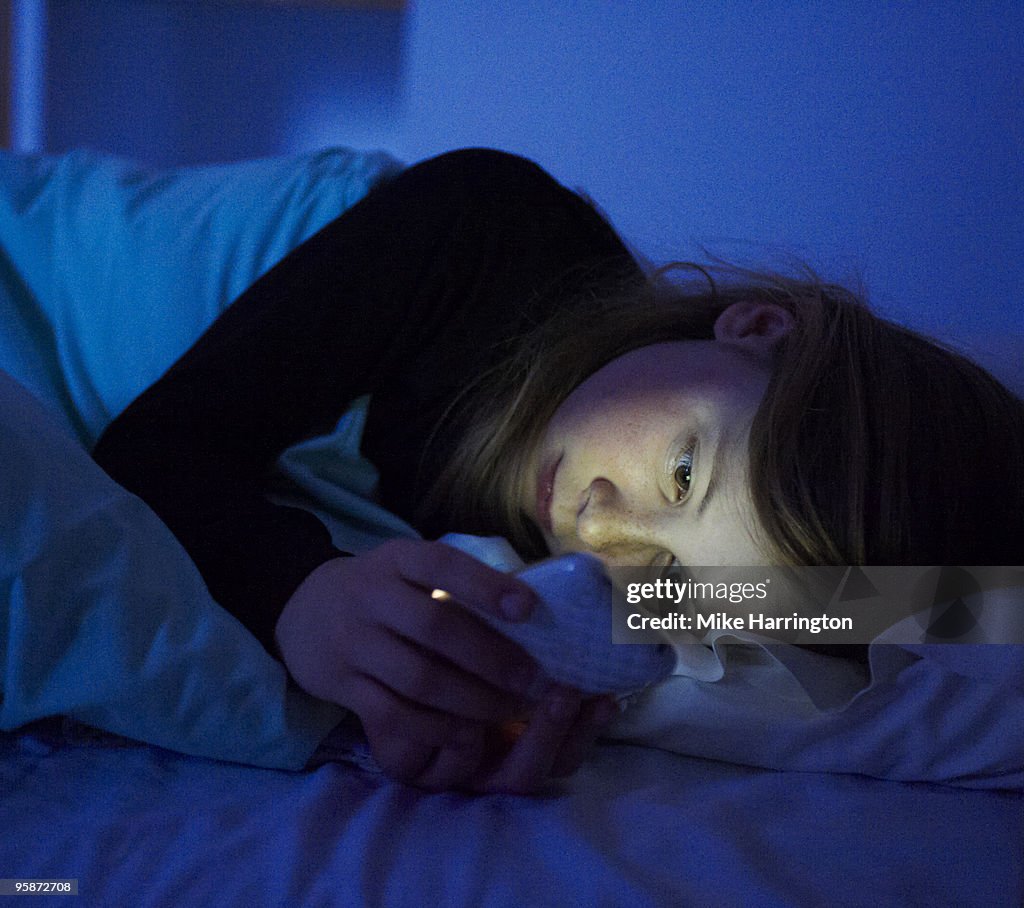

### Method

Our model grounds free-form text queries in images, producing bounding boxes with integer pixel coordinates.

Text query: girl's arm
[92,148,638,650]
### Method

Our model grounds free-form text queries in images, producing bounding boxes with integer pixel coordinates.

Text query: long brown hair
[423,261,1024,566]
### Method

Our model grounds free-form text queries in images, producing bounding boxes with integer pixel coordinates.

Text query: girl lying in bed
[92,148,1024,793]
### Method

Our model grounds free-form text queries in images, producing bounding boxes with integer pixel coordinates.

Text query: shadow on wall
[45,0,405,166]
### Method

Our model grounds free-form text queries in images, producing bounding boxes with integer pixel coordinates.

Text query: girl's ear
[713,302,795,357]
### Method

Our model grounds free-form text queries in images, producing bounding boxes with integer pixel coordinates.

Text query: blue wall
[45,0,404,164]
[37,1,1024,390]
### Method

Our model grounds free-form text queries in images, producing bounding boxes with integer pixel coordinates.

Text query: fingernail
[500,591,534,622]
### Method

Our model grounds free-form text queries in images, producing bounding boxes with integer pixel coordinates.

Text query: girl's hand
[274,539,542,768]
[368,688,619,793]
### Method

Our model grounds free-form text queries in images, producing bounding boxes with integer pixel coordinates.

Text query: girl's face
[519,303,791,568]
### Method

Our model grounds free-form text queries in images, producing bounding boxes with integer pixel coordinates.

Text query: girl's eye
[672,442,695,502]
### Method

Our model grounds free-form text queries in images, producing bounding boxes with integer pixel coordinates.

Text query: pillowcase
[0,368,343,769]
[0,146,401,445]
[0,146,400,767]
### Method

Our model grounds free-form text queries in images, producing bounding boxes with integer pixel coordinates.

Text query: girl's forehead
[600,347,769,408]
[619,340,771,382]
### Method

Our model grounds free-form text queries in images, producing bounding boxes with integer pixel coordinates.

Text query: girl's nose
[575,477,656,558]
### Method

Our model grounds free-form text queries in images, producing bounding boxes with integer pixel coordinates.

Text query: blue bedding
[0,146,400,445]
[1,719,1020,907]
[0,147,399,765]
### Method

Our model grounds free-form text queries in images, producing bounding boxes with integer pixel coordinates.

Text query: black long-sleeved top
[92,149,641,651]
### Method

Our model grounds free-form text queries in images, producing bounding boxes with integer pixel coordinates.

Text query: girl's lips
[536,453,562,534]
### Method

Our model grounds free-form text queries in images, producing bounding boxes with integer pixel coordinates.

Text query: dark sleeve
[92,148,640,651]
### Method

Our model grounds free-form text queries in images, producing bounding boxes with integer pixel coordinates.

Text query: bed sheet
[1,722,1020,908]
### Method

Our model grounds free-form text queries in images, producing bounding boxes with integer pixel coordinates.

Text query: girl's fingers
[549,695,618,779]
[389,539,538,622]
[329,540,540,699]
[347,675,484,750]
[385,596,539,701]
[474,686,583,794]
[367,734,438,784]
[346,625,522,723]
[356,687,614,791]
[409,735,487,792]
